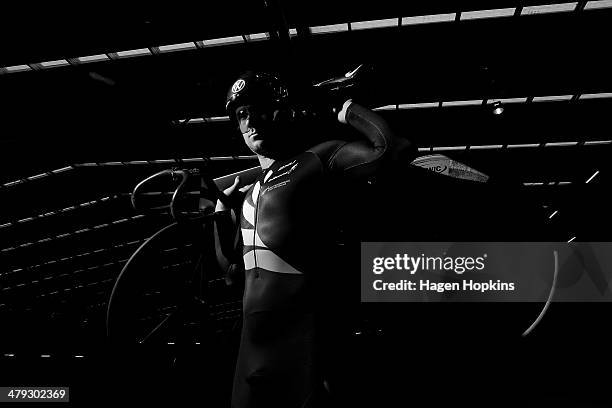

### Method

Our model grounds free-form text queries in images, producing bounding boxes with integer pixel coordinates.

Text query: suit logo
[267,162,299,183]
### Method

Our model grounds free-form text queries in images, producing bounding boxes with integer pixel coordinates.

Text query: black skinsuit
[218,103,410,408]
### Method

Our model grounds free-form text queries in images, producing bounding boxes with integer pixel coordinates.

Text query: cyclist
[215,71,414,407]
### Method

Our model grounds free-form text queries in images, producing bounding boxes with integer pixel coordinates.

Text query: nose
[243,110,257,127]
[246,111,269,129]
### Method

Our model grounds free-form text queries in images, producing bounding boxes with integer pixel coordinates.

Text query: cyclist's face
[235,104,283,156]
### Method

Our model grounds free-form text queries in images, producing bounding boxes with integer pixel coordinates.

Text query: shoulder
[306,140,348,163]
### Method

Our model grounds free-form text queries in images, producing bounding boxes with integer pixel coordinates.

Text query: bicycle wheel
[106,219,211,345]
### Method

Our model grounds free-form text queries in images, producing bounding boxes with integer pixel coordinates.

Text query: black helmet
[225,71,289,122]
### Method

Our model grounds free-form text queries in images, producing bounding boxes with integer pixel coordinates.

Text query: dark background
[1,1,611,406]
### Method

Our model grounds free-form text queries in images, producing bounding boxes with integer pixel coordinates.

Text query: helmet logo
[231,79,246,94]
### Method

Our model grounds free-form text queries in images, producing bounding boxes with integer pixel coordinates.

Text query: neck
[258,155,275,170]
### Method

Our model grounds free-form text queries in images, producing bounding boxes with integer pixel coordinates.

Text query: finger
[224,176,240,195]
[229,176,240,192]
[239,183,254,193]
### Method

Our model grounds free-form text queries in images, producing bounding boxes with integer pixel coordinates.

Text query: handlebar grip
[312,64,371,91]
[309,64,374,115]
[131,169,177,212]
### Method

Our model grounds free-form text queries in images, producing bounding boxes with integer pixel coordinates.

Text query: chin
[249,139,265,151]
[248,143,268,157]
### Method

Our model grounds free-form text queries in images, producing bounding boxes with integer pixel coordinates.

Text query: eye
[236,108,249,121]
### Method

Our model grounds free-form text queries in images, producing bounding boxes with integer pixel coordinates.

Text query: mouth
[245,128,263,141]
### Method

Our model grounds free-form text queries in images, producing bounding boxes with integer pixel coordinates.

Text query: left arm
[311,100,415,178]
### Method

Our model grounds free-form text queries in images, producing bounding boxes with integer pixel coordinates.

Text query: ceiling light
[442,100,482,107]
[507,143,540,149]
[201,36,244,47]
[398,102,439,109]
[115,48,151,58]
[471,144,504,150]
[584,0,612,9]
[402,13,456,25]
[310,23,349,34]
[207,116,230,122]
[185,118,205,123]
[491,101,504,115]
[40,59,70,68]
[372,105,396,111]
[4,65,31,73]
[580,92,612,99]
[585,170,599,183]
[352,18,398,30]
[77,54,110,63]
[521,3,577,15]
[461,7,515,20]
[544,141,578,147]
[157,42,197,53]
[584,140,612,145]
[532,95,573,102]
[499,97,528,104]
[245,32,269,41]
[432,146,467,151]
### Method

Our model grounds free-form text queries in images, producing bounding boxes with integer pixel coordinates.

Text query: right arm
[213,209,244,287]
[213,176,251,287]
